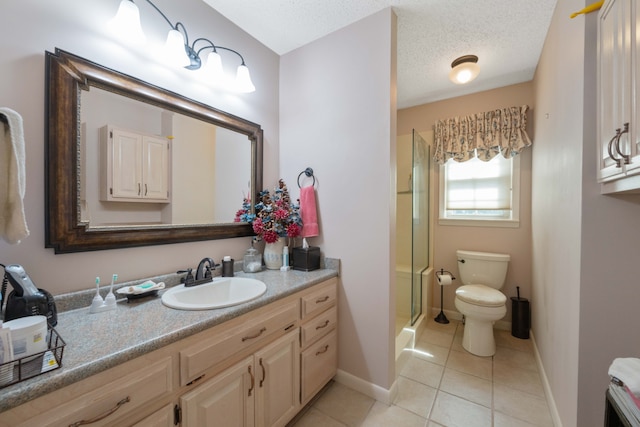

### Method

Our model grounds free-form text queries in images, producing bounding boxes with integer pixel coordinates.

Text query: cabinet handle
[315,320,330,330]
[608,130,622,168]
[68,396,130,427]
[248,365,254,396]
[138,183,141,195]
[315,345,329,356]
[144,183,148,196]
[315,296,330,304]
[614,122,631,165]
[259,357,266,387]
[242,327,266,342]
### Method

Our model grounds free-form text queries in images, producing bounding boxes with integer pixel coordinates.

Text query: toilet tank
[456,250,510,289]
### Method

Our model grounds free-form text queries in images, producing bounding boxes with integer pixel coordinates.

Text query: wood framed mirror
[45,49,262,254]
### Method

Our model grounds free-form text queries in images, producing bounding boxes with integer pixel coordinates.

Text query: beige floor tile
[430,391,492,427]
[400,356,445,388]
[439,368,492,408]
[427,422,446,427]
[394,376,437,418]
[313,382,375,427]
[361,401,427,427]
[451,328,465,352]
[418,328,455,348]
[446,349,493,380]
[494,411,540,427]
[494,383,554,426]
[493,362,545,397]
[412,340,450,366]
[289,407,347,427]
[493,346,538,372]
[494,329,533,352]
[425,318,459,335]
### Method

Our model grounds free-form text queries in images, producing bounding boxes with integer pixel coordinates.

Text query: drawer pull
[248,366,255,396]
[68,396,131,427]
[259,357,266,387]
[242,327,266,342]
[315,345,329,356]
[284,323,296,332]
[315,296,330,304]
[315,320,330,330]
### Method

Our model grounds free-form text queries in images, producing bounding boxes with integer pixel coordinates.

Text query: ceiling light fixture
[448,55,480,85]
[109,0,255,93]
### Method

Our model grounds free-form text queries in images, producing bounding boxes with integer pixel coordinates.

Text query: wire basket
[0,325,65,389]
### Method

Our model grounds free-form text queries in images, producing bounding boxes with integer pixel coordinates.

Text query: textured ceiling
[202,0,558,109]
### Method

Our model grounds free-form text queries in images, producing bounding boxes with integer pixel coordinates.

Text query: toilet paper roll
[437,274,452,286]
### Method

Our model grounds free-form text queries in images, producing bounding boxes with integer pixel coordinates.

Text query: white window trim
[438,155,520,228]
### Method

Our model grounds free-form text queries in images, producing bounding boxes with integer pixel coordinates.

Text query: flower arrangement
[235,179,302,243]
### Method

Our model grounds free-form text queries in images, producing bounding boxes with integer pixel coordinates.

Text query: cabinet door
[598,0,632,182]
[132,404,175,427]
[181,356,255,427]
[626,1,640,176]
[112,128,143,198]
[301,330,338,406]
[255,330,300,427]
[142,135,170,201]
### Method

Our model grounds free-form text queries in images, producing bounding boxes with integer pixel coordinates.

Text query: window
[439,155,520,227]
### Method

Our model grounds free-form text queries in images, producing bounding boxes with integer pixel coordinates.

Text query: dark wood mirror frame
[45,49,262,254]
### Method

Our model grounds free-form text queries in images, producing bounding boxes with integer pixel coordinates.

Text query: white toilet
[454,250,510,357]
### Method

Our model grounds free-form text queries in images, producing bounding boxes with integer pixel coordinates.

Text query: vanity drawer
[300,329,338,405]
[8,356,174,427]
[301,305,337,348]
[301,278,337,320]
[180,300,299,385]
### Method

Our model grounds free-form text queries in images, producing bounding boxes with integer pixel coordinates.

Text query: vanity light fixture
[109,0,256,93]
[448,55,480,85]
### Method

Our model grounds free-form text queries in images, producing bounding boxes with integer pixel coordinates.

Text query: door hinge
[109,130,113,139]
[109,187,113,195]
[174,404,181,425]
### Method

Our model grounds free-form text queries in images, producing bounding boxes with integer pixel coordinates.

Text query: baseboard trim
[531,331,562,427]
[334,369,396,405]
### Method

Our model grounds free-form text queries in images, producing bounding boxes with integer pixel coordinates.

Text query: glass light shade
[235,65,256,93]
[164,29,191,68]
[449,62,480,84]
[108,0,146,45]
[201,51,224,80]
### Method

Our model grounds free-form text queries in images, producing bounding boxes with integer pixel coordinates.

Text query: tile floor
[289,319,554,427]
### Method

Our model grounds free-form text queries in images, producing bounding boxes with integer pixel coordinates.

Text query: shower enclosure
[395,129,430,336]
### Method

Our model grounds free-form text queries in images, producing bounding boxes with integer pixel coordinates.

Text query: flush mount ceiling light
[448,55,480,85]
[109,0,255,93]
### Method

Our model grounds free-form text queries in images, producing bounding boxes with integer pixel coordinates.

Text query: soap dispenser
[243,239,262,273]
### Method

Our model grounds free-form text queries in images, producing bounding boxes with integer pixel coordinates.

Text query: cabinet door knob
[248,365,254,396]
[608,130,623,168]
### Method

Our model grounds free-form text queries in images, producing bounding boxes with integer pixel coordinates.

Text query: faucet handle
[177,268,195,285]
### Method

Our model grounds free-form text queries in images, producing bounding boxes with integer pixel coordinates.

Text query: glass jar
[242,240,263,273]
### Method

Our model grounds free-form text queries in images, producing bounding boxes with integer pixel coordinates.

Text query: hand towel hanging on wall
[0,108,29,244]
[297,168,319,238]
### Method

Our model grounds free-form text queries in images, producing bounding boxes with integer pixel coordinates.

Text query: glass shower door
[411,130,429,325]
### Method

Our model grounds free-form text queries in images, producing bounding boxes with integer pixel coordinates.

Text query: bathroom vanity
[0,266,338,427]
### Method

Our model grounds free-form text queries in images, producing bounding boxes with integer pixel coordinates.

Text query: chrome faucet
[195,258,216,281]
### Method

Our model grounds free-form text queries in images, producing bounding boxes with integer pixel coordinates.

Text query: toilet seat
[455,284,506,307]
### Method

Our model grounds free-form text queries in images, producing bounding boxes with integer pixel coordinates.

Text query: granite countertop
[0,260,339,413]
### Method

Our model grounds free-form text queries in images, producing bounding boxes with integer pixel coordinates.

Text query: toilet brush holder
[435,269,456,324]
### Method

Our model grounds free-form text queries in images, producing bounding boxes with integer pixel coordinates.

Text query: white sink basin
[161,277,267,310]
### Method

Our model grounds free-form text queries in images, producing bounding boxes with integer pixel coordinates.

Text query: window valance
[433,105,532,164]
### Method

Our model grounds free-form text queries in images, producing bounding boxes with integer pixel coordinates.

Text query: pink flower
[274,208,288,221]
[262,230,279,243]
[286,223,301,237]
[252,218,264,235]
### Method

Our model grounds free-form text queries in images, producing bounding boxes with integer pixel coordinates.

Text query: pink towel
[300,185,319,237]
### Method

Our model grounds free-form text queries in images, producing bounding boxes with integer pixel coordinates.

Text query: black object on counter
[292,247,320,271]
[222,259,234,277]
[511,286,530,339]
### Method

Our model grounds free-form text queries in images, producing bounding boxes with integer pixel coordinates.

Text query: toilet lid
[456,285,506,307]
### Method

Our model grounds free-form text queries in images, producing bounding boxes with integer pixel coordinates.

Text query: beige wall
[280,9,398,392]
[398,83,534,321]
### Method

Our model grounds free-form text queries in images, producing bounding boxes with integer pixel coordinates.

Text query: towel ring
[297,167,316,188]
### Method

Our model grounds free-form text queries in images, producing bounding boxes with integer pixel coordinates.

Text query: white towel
[0,108,29,244]
[609,358,640,397]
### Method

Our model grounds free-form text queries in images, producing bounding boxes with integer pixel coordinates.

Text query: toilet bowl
[454,250,510,357]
